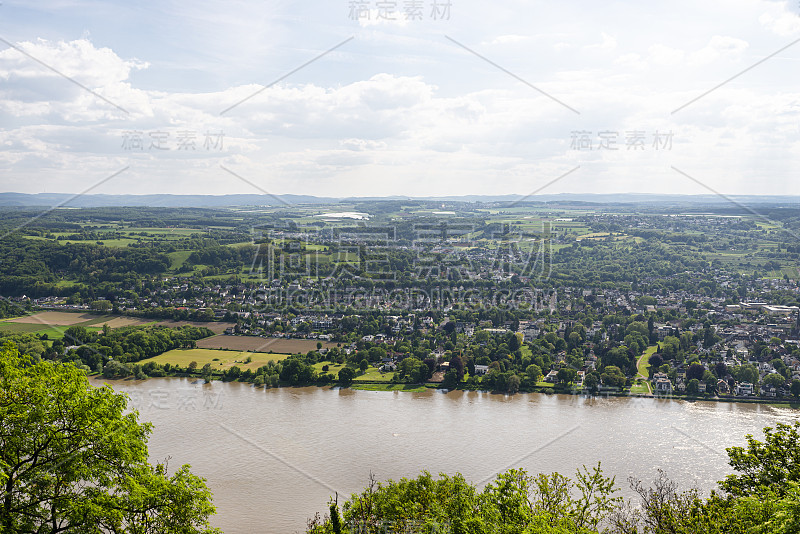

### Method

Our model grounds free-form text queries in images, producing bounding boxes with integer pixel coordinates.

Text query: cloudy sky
[1,0,799,198]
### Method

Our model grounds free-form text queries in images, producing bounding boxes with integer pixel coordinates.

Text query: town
[4,199,800,400]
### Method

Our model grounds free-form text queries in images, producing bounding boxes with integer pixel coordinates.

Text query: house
[736,382,754,396]
[455,322,475,336]
[473,364,489,376]
[544,370,559,383]
[717,379,730,395]
[655,378,673,393]
[522,325,541,342]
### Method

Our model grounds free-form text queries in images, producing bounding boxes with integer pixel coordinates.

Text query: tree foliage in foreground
[0,342,220,533]
[309,422,800,533]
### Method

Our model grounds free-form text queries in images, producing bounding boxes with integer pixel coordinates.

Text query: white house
[473,364,489,376]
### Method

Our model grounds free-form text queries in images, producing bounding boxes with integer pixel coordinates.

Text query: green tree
[505,332,521,352]
[367,346,386,362]
[556,367,578,385]
[601,365,626,389]
[648,353,663,369]
[735,364,759,385]
[0,342,219,533]
[201,363,213,383]
[103,359,131,379]
[525,364,542,383]
[687,378,699,395]
[506,374,521,394]
[762,373,786,388]
[64,325,91,345]
[338,367,356,386]
[722,421,800,498]
[449,355,465,381]
[686,363,705,381]
[584,373,599,393]
[792,379,800,398]
[311,465,620,534]
[442,369,460,389]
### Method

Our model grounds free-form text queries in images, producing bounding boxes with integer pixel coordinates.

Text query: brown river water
[91,377,798,534]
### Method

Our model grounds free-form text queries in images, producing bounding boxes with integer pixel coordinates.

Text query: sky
[1,0,800,198]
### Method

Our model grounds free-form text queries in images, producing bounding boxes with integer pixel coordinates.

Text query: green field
[22,225,208,249]
[638,345,658,378]
[123,227,200,235]
[140,348,291,371]
[312,361,395,382]
[0,321,103,340]
[167,250,193,270]
[0,322,50,334]
[633,345,658,394]
[92,238,139,247]
[358,366,395,381]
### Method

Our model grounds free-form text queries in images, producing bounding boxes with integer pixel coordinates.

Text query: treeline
[0,299,26,319]
[0,236,171,296]
[0,332,50,359]
[51,324,214,374]
[309,422,800,533]
[105,351,342,385]
[552,241,711,288]
[0,206,264,230]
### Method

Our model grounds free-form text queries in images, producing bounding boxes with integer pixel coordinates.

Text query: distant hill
[0,193,337,208]
[0,192,797,208]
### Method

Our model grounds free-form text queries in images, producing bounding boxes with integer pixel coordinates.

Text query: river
[91,377,798,534]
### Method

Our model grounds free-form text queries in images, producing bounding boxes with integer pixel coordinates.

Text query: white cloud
[357,11,411,27]
[2,0,800,197]
[758,2,800,36]
[484,34,531,45]
[340,138,388,151]
[647,44,685,66]
[688,36,749,66]
[586,33,617,51]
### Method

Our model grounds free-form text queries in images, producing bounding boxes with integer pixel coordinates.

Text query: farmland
[139,348,291,371]
[195,335,338,354]
[311,362,394,382]
[0,311,235,338]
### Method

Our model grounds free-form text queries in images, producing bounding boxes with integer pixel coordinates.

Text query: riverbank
[93,371,800,408]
